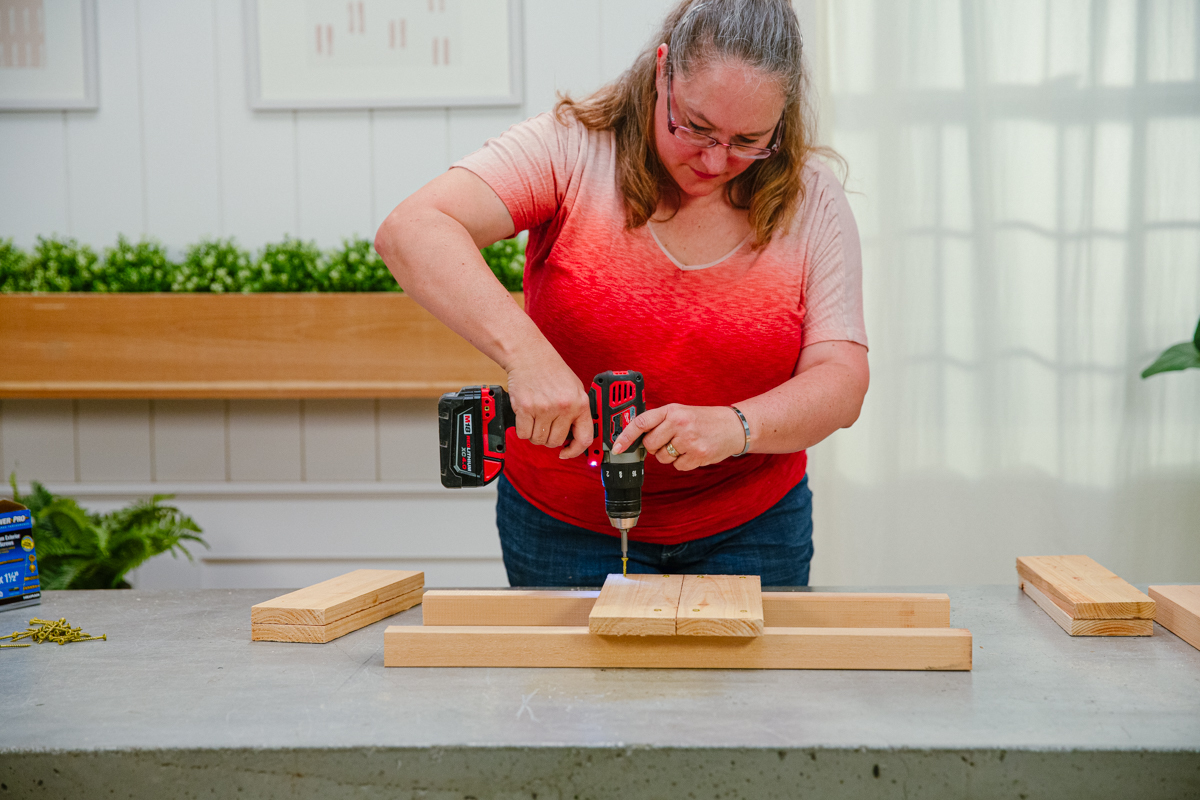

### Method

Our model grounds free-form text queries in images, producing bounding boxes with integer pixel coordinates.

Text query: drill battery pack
[0,499,41,614]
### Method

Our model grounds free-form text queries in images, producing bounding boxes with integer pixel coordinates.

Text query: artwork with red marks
[0,0,45,69]
[304,0,459,69]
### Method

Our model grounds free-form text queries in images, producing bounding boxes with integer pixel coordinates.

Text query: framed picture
[0,0,98,110]
[244,0,523,110]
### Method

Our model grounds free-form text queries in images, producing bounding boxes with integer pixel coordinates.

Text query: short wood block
[252,586,425,643]
[588,574,684,636]
[1016,556,1154,620]
[384,625,973,670]
[251,569,423,627]
[1149,585,1200,651]
[420,590,951,629]
[1020,580,1152,637]
[676,575,763,637]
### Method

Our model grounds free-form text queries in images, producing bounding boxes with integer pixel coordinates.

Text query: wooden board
[1016,556,1155,620]
[0,293,515,398]
[588,574,684,636]
[252,586,425,643]
[1020,580,1152,637]
[384,625,973,670]
[761,592,950,628]
[676,575,763,637]
[1149,585,1200,651]
[420,590,951,629]
[251,569,424,626]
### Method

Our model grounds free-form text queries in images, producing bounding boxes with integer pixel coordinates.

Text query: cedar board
[676,575,764,637]
[1020,580,1152,637]
[251,569,424,626]
[1149,585,1200,651]
[252,586,425,643]
[384,625,973,670]
[588,574,684,636]
[420,590,951,629]
[1016,556,1155,620]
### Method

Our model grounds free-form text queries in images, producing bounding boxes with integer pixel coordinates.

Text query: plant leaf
[1141,341,1200,378]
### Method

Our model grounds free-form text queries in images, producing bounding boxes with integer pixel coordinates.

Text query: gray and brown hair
[557,0,828,247]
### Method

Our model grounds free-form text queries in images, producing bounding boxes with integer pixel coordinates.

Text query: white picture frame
[0,0,98,111]
[244,0,523,110]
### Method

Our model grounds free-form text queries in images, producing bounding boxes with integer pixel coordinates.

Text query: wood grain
[252,586,424,643]
[251,569,424,626]
[420,590,951,628]
[0,294,515,399]
[676,575,763,637]
[1149,585,1200,651]
[384,625,973,670]
[1020,580,1153,636]
[1016,555,1155,620]
[588,574,684,636]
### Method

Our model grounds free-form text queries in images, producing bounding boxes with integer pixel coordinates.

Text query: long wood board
[676,575,763,637]
[1016,556,1154,620]
[588,574,684,636]
[384,625,973,670]
[1020,580,1152,636]
[252,587,425,643]
[420,590,951,629]
[251,569,423,626]
[1149,585,1200,651]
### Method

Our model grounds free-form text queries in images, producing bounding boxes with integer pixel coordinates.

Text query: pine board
[1020,580,1152,637]
[420,590,951,628]
[252,586,425,643]
[251,569,424,626]
[1149,585,1200,651]
[384,625,973,670]
[1015,556,1154,620]
[676,575,764,637]
[588,574,684,636]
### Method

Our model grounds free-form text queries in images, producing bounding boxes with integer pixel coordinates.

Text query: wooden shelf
[0,293,513,399]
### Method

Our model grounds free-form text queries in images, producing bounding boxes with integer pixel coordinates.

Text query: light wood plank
[761,592,950,628]
[1020,580,1153,636]
[251,569,423,626]
[423,590,600,627]
[253,586,424,643]
[588,574,684,636]
[420,590,952,628]
[676,575,764,637]
[1149,585,1200,651]
[384,626,973,670]
[0,295,511,399]
[1016,555,1155,620]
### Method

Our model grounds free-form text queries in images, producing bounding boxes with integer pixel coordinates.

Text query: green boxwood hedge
[0,234,525,293]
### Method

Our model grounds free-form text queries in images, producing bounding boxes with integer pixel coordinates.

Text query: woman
[375,0,868,587]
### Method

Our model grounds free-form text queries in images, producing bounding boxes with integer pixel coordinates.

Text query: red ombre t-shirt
[454,113,866,545]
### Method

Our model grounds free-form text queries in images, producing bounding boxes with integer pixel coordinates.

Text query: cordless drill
[438,371,647,575]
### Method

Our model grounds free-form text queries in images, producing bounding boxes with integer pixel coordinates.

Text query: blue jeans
[496,474,813,587]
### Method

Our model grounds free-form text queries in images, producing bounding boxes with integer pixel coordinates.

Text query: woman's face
[653,45,787,200]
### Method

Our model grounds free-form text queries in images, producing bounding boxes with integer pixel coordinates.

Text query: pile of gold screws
[0,618,106,648]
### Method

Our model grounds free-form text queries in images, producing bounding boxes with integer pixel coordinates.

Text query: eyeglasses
[666,66,783,160]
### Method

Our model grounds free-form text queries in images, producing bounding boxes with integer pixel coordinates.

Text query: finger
[672,452,700,471]
[612,407,667,454]
[529,417,550,447]
[546,414,574,449]
[514,409,534,441]
[560,411,594,459]
[654,446,678,465]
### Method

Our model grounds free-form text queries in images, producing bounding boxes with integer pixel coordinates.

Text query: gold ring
[664,442,680,458]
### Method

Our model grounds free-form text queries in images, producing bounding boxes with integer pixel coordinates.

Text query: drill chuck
[601,449,644,527]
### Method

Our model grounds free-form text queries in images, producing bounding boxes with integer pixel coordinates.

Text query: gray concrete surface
[1,586,1198,799]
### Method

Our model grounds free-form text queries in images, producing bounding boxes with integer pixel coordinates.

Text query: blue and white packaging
[0,499,40,613]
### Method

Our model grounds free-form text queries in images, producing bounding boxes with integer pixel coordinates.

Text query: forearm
[734,345,869,454]
[375,204,553,372]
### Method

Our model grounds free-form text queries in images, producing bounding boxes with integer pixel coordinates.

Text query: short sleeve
[452,112,585,233]
[800,164,868,349]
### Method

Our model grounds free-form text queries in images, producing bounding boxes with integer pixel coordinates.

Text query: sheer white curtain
[807,0,1200,585]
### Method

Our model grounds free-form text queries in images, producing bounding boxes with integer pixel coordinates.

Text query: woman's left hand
[611,404,747,471]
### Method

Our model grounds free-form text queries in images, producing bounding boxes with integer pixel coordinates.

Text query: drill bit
[621,530,628,576]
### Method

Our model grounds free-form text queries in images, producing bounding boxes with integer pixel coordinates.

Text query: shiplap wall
[5,0,794,588]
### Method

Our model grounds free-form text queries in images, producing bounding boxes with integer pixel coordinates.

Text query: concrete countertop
[2,585,1198,800]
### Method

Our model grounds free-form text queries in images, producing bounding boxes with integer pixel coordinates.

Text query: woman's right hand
[505,347,594,460]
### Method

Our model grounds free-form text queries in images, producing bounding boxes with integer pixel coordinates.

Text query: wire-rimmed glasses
[665,66,783,160]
